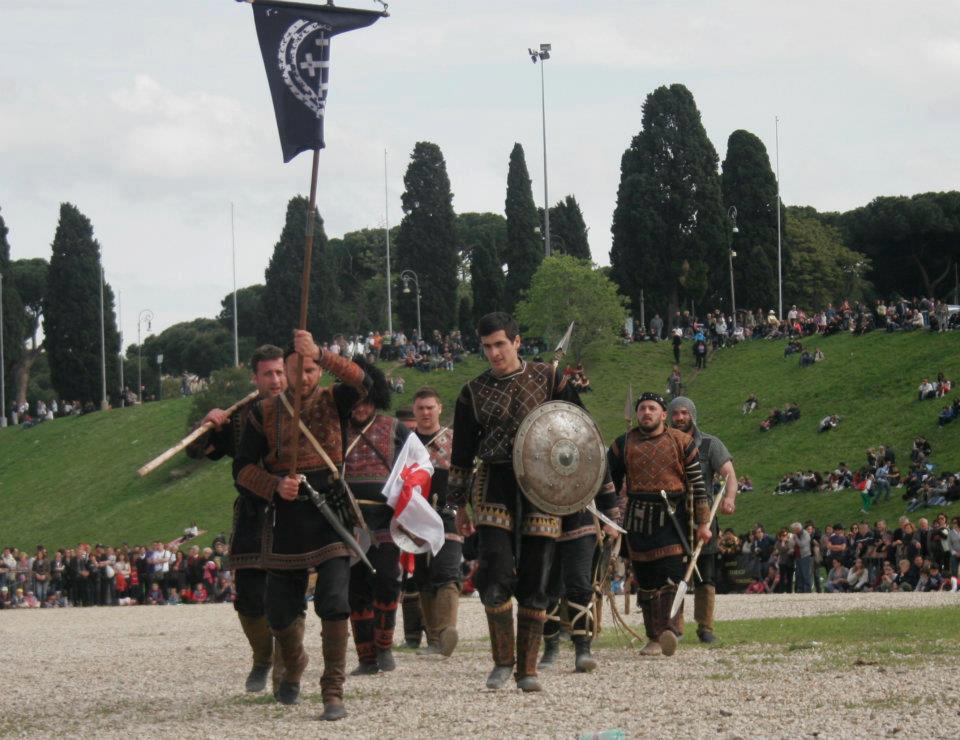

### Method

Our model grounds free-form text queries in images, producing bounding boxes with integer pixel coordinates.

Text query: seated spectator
[936,372,952,397]
[813,347,825,362]
[818,414,841,433]
[911,436,932,465]
[846,558,870,591]
[918,379,938,401]
[938,398,960,426]
[742,393,758,415]
[877,562,898,592]
[783,402,801,422]
[192,582,209,604]
[825,559,849,592]
[784,340,803,357]
[924,563,945,592]
[166,588,181,605]
[760,408,782,432]
[146,582,165,605]
[799,350,815,367]
[738,476,753,492]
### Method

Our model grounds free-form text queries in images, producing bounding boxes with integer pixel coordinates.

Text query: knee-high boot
[484,602,514,689]
[319,619,349,721]
[237,613,273,692]
[373,599,398,672]
[433,582,460,657]
[637,589,661,656]
[568,599,597,673]
[402,589,425,648]
[656,586,679,657]
[515,606,546,692]
[538,600,561,669]
[271,616,308,705]
[349,608,378,675]
[695,583,716,643]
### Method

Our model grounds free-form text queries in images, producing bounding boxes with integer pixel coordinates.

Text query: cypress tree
[610,84,727,324]
[395,141,459,336]
[258,196,340,346]
[1,207,26,408]
[43,203,120,404]
[457,212,506,325]
[548,195,591,260]
[503,143,543,311]
[721,130,783,314]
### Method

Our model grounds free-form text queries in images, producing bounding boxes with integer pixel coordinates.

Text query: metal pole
[775,115,783,321]
[118,290,124,407]
[99,265,108,410]
[137,322,142,405]
[640,288,645,332]
[231,202,239,367]
[384,149,393,337]
[0,272,6,428]
[158,357,163,401]
[729,249,737,331]
[416,284,422,343]
[540,56,550,258]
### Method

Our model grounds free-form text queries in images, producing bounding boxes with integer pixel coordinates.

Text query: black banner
[250,1,385,162]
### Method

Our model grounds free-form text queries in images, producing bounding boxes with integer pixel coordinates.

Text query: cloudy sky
[1,1,958,347]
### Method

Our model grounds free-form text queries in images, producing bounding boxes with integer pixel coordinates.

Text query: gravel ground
[1,592,958,739]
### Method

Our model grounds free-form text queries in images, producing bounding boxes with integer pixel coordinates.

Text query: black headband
[636,392,666,411]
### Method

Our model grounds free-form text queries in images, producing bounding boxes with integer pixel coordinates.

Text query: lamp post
[727,206,739,331]
[157,353,164,401]
[137,309,153,404]
[231,202,239,367]
[117,290,124,407]
[400,269,421,342]
[0,271,6,428]
[99,265,108,410]
[775,115,783,320]
[528,42,552,257]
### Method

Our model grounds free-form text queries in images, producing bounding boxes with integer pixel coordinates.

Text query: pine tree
[503,143,543,311]
[395,142,459,336]
[610,84,727,325]
[721,130,784,314]
[43,203,120,404]
[258,196,340,346]
[547,195,591,260]
[1,206,25,409]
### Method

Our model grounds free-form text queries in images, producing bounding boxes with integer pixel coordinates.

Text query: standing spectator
[31,547,50,603]
[650,313,663,341]
[666,365,682,400]
[791,523,813,593]
[949,517,960,581]
[50,549,66,596]
[774,529,795,593]
[671,328,682,364]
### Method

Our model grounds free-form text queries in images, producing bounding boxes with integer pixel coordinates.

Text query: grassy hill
[1,330,958,550]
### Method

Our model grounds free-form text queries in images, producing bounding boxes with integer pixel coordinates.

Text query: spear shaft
[288,147,321,475]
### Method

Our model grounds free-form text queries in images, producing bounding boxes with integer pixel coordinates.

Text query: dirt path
[1,592,957,738]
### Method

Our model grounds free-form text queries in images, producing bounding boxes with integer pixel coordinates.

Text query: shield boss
[513,400,606,515]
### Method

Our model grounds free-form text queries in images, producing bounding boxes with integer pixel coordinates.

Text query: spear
[622,383,633,614]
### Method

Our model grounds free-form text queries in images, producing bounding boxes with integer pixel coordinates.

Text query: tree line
[2,83,958,407]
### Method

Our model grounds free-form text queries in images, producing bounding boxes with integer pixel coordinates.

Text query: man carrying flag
[409,387,461,657]
[342,359,410,676]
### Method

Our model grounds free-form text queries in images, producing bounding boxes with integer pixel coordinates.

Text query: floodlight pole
[231,202,240,367]
[99,264,108,410]
[384,149,393,337]
[529,43,552,257]
[0,272,6,427]
[775,116,783,321]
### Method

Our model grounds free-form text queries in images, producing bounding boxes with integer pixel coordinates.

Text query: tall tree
[10,258,47,405]
[456,212,506,325]
[258,196,340,346]
[0,206,25,409]
[142,318,235,378]
[395,141,459,336]
[785,207,872,309]
[328,226,397,334]
[515,255,628,361]
[503,143,543,311]
[610,84,728,325]
[841,192,960,300]
[542,195,591,260]
[218,284,264,339]
[721,130,784,314]
[43,203,120,404]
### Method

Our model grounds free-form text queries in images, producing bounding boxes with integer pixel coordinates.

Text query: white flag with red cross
[383,434,444,556]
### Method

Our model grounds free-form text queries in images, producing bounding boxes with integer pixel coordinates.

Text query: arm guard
[447,464,471,507]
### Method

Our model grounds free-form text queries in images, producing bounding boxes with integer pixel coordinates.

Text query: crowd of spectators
[0,533,235,610]
[718,513,960,595]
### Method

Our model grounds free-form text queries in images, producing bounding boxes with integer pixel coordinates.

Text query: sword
[658,489,702,582]
[299,476,376,575]
[670,485,725,618]
[552,321,575,372]
[586,501,626,534]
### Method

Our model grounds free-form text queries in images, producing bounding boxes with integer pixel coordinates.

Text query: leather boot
[350,608,378,675]
[656,588,678,657]
[538,601,561,670]
[238,613,273,692]
[320,619,349,722]
[567,600,597,673]
[638,590,660,656]
[402,590,424,649]
[416,590,440,655]
[515,607,546,692]
[271,637,284,699]
[374,599,398,672]
[484,602,515,689]
[272,616,308,705]
[433,582,460,657]
[695,584,717,643]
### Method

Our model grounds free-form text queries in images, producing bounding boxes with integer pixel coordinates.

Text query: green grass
[1,330,958,549]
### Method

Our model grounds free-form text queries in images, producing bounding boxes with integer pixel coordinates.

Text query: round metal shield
[513,400,606,516]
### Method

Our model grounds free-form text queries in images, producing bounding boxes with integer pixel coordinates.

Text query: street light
[157,353,164,401]
[400,269,421,342]
[727,206,739,331]
[528,42,552,257]
[137,309,154,404]
[98,265,108,411]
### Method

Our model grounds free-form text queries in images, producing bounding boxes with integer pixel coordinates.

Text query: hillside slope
[1,330,957,549]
